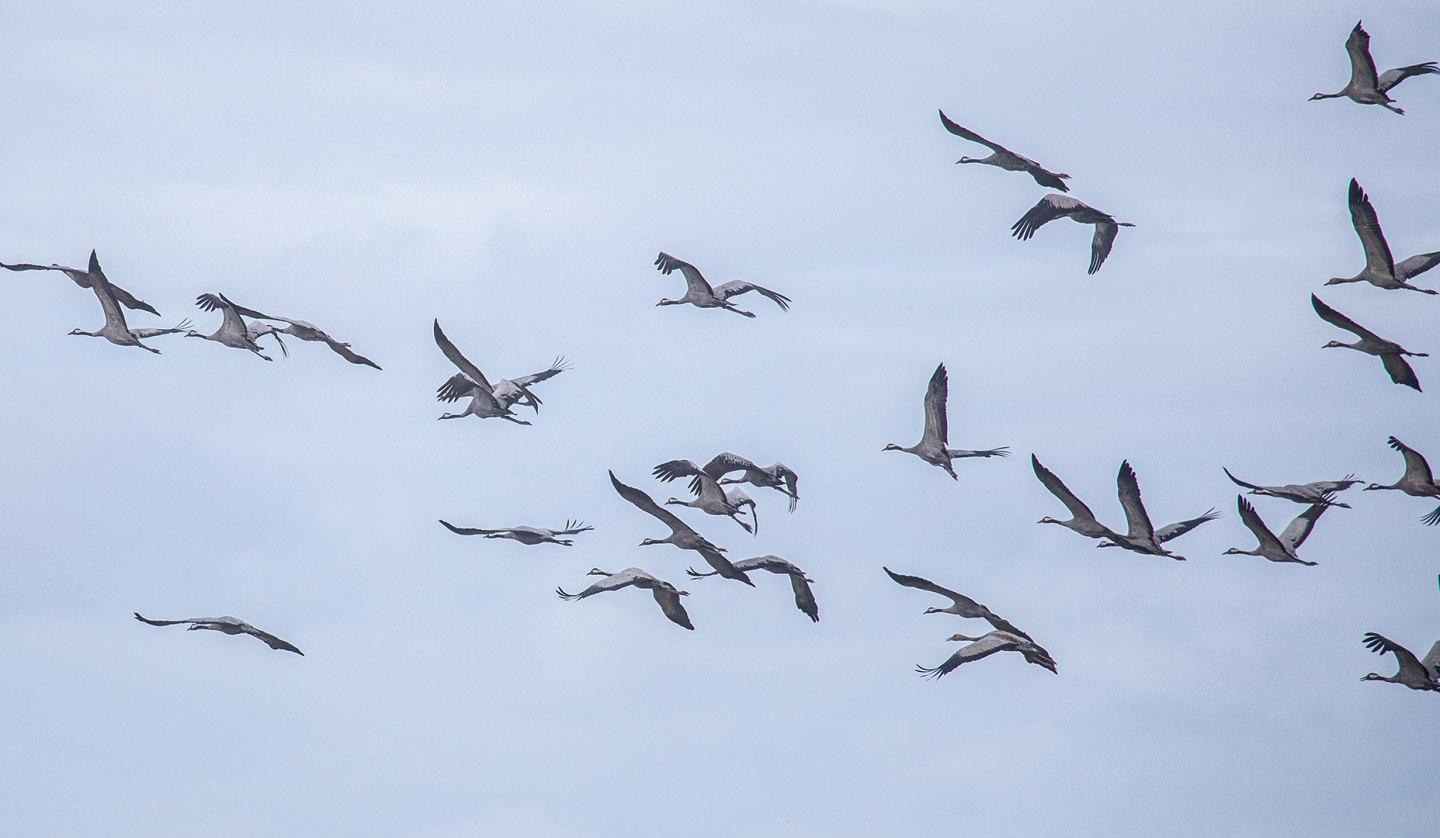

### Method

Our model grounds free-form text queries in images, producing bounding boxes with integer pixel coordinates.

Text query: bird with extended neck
[1310,21,1438,115]
[1364,436,1440,525]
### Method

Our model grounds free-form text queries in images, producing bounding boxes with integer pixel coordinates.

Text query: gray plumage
[939,109,1070,191]
[884,363,1008,479]
[1310,21,1438,115]
[134,612,303,655]
[438,519,593,545]
[1033,454,1125,542]
[1223,496,1329,565]
[1313,294,1426,391]
[194,294,380,368]
[609,470,753,586]
[1010,193,1133,274]
[1102,461,1185,561]
[1323,179,1437,294]
[652,458,758,533]
[187,293,283,361]
[68,253,175,354]
[557,567,693,630]
[438,357,569,414]
[1365,436,1440,525]
[4,249,161,316]
[1223,467,1358,507]
[698,452,800,512]
[688,556,818,622]
[432,319,534,424]
[1097,507,1219,549]
[916,631,1058,679]
[1361,633,1440,691]
[883,567,1039,644]
[653,252,790,316]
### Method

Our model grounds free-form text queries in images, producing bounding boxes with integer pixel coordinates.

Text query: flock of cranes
[8,20,1438,693]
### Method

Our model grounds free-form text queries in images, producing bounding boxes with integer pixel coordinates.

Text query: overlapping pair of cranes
[24,21,1440,689]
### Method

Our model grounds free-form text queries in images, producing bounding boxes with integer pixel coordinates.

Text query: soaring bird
[432,319,535,424]
[608,471,752,585]
[1311,21,1438,115]
[557,568,694,630]
[916,631,1058,679]
[688,556,819,622]
[134,613,303,655]
[1223,467,1359,507]
[1360,632,1440,691]
[1223,496,1330,566]
[883,363,1008,479]
[652,252,790,317]
[3,249,161,315]
[1324,179,1437,294]
[438,519,593,545]
[69,253,182,354]
[194,294,381,368]
[883,567,1040,643]
[1365,436,1440,525]
[938,110,1070,191]
[1011,194,1133,274]
[1312,294,1426,390]
[187,293,284,361]
[652,458,759,533]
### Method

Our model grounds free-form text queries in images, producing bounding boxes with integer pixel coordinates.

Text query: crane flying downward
[938,109,1070,191]
[883,363,1009,479]
[1310,21,1438,115]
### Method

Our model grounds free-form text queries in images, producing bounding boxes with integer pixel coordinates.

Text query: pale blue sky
[2,2,1438,836]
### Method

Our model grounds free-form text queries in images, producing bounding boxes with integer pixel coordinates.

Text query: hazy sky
[2,2,1438,836]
